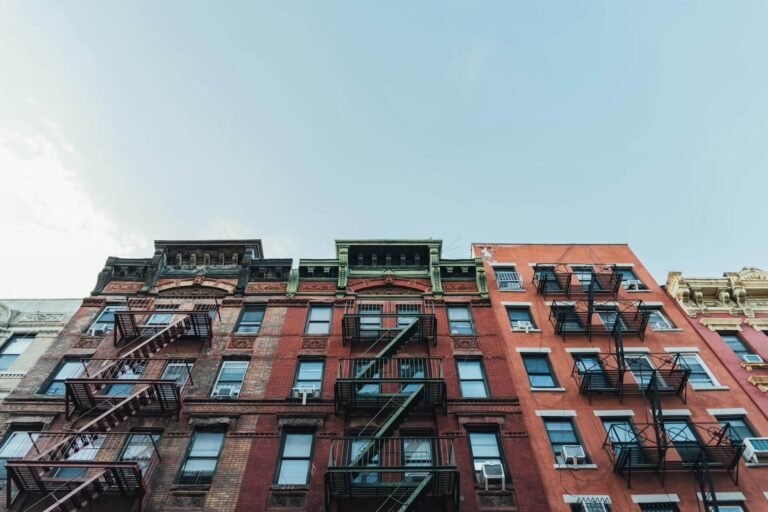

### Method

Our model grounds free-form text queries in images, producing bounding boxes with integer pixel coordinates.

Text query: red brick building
[473,243,768,512]
[0,239,548,512]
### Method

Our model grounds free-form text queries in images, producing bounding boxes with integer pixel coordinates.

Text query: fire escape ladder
[692,450,719,512]
[381,473,435,512]
[647,374,667,464]
[40,469,112,512]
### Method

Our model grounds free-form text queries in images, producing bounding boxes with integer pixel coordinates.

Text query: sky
[1,1,767,298]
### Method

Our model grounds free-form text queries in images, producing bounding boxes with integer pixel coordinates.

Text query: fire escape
[6,300,217,512]
[534,264,743,512]
[326,304,458,512]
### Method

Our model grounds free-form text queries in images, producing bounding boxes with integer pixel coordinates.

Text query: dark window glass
[120,432,161,473]
[717,416,756,443]
[236,306,265,333]
[294,360,323,392]
[507,307,536,329]
[305,305,332,334]
[0,428,40,480]
[720,333,754,359]
[276,432,313,485]
[543,418,588,464]
[44,358,89,395]
[0,334,34,371]
[468,431,504,485]
[456,360,488,397]
[522,354,556,388]
[178,431,225,485]
[447,306,474,335]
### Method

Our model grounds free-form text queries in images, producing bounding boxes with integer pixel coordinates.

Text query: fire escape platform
[341,314,437,346]
[574,354,691,400]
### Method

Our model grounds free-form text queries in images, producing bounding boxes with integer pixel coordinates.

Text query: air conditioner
[478,462,505,491]
[561,445,586,467]
[292,386,320,405]
[624,280,643,290]
[512,321,534,333]
[741,354,764,364]
[88,328,107,337]
[213,387,240,399]
[404,471,429,483]
[742,437,768,463]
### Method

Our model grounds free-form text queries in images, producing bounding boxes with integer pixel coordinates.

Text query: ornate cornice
[667,267,768,318]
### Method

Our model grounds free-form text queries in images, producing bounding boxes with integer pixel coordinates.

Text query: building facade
[666,268,768,417]
[0,239,548,512]
[474,244,768,512]
[0,299,80,400]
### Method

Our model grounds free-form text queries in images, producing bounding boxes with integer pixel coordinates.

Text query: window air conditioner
[624,280,643,291]
[479,462,505,491]
[580,503,609,512]
[88,328,107,337]
[512,321,534,333]
[213,387,240,399]
[292,386,320,404]
[742,437,768,464]
[561,445,586,468]
[741,354,764,364]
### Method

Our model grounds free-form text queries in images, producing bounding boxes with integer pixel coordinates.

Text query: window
[616,267,646,290]
[43,358,89,395]
[349,438,379,484]
[235,305,265,333]
[507,307,536,330]
[178,430,225,485]
[396,303,421,328]
[494,267,523,290]
[456,360,488,397]
[639,505,679,512]
[601,417,649,465]
[0,334,34,371]
[399,358,426,393]
[543,418,588,464]
[534,266,561,292]
[403,438,433,481]
[468,431,504,485]
[53,434,104,479]
[716,416,756,443]
[596,307,629,332]
[0,428,40,480]
[570,504,612,512]
[711,506,743,512]
[305,305,332,335]
[720,332,756,360]
[354,359,380,395]
[162,361,194,386]
[522,354,557,388]
[663,418,701,463]
[145,313,174,326]
[105,360,145,396]
[120,432,161,473]
[88,305,125,335]
[294,360,324,392]
[572,265,603,291]
[572,354,611,388]
[447,305,474,335]
[358,304,382,336]
[211,360,248,398]
[275,432,313,485]
[644,307,674,330]
[677,353,719,389]
[625,354,659,388]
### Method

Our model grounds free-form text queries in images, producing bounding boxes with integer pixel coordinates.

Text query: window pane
[219,362,248,381]
[277,460,310,484]
[447,306,470,321]
[523,356,549,373]
[297,361,323,381]
[283,434,313,457]
[190,432,224,457]
[306,323,329,334]
[183,458,217,474]
[529,375,556,387]
[469,433,500,458]
[309,306,331,321]
[457,361,483,379]
[507,308,532,322]
[241,307,265,323]
[460,381,488,397]
[1,336,33,356]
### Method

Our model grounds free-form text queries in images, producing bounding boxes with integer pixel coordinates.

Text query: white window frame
[211,360,248,397]
[88,305,126,335]
[668,351,724,390]
[646,308,674,331]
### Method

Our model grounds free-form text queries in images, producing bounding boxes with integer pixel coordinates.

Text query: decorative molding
[73,336,103,349]
[745,318,768,330]
[452,337,479,350]
[699,317,743,331]
[748,376,768,391]
[103,281,143,293]
[267,491,307,509]
[246,282,288,293]
[347,277,431,295]
[442,281,478,292]
[17,312,66,323]
[221,298,243,308]
[300,337,328,351]
[297,281,337,293]
[82,298,106,308]
[228,336,256,350]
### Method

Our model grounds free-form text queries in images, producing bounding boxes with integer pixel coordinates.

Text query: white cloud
[0,131,148,298]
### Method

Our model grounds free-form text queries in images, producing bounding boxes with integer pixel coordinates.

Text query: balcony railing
[533,264,622,299]
[341,314,437,346]
[495,271,524,291]
[549,300,650,340]
[325,437,458,501]
[6,432,159,511]
[65,358,193,420]
[603,422,743,487]
[114,309,215,346]
[335,358,446,413]
[572,353,690,401]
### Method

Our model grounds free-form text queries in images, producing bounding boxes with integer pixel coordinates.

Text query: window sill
[270,484,309,491]
[691,385,730,391]
[512,328,541,333]
[170,484,211,492]
[498,288,526,292]
[625,289,652,293]
[745,462,768,468]
[651,328,684,332]
[553,463,598,470]
[531,387,566,392]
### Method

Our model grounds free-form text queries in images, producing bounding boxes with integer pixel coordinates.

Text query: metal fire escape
[327,306,458,512]
[6,301,216,512]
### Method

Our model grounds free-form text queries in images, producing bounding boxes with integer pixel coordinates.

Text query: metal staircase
[6,306,213,512]
[326,310,458,512]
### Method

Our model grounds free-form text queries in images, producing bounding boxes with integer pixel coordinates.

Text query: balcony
[341,314,437,346]
[114,309,215,347]
[603,422,744,487]
[533,264,622,299]
[65,358,193,421]
[549,300,650,340]
[325,437,458,509]
[6,431,159,512]
[572,353,690,401]
[335,358,446,414]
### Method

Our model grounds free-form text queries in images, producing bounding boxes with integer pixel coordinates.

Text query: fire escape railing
[549,299,650,341]
[326,315,458,512]
[533,264,623,300]
[7,308,214,512]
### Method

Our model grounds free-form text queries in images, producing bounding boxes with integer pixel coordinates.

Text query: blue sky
[1,2,766,297]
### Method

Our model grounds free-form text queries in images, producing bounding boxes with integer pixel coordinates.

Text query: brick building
[0,239,548,512]
[666,268,768,417]
[473,243,768,512]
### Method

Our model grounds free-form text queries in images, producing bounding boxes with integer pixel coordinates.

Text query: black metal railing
[533,264,622,299]
[550,300,650,340]
[342,314,437,345]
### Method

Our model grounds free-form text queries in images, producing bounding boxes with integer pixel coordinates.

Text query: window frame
[542,417,590,464]
[521,353,558,389]
[466,429,507,487]
[41,357,90,396]
[210,359,249,398]
[87,304,126,335]
[616,267,647,290]
[447,305,475,335]
[305,304,332,335]
[176,429,226,486]
[676,352,720,389]
[493,266,523,291]
[638,504,680,512]
[506,306,537,330]
[0,334,35,371]
[234,305,266,334]
[0,425,42,481]
[293,359,324,393]
[119,430,162,474]
[456,359,489,398]
[274,430,315,486]
[719,332,755,360]
[716,415,757,443]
